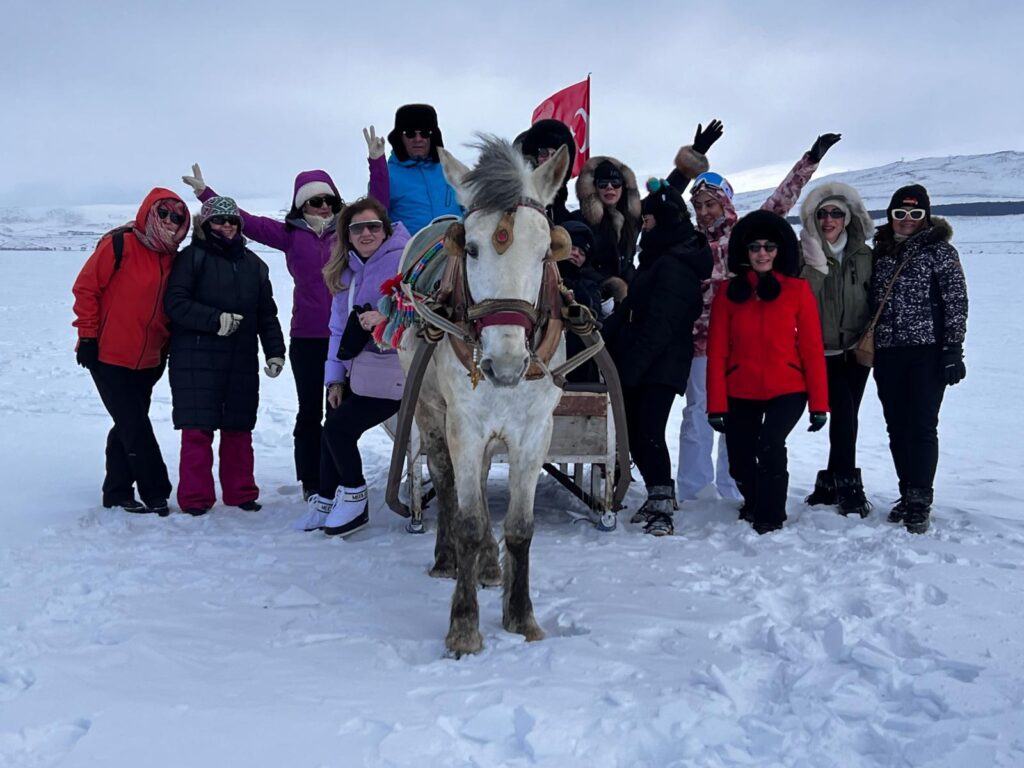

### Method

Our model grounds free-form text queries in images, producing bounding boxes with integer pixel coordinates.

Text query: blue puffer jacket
[385,154,461,235]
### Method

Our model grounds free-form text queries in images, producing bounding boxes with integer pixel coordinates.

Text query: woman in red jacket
[72,188,191,515]
[706,210,829,534]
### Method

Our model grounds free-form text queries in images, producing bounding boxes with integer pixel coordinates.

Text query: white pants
[677,356,741,501]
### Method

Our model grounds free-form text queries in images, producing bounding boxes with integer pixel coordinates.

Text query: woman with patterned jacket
[182,165,343,502]
[706,211,829,535]
[799,182,875,518]
[675,133,841,506]
[871,184,968,535]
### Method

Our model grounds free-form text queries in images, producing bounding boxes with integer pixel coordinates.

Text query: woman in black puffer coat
[605,179,712,536]
[165,196,286,515]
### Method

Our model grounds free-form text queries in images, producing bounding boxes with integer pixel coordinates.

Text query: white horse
[398,136,570,656]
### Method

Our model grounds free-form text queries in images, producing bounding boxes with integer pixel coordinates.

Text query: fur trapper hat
[727,210,799,276]
[387,103,444,162]
[517,119,577,186]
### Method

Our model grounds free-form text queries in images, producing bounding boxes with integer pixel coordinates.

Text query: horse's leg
[445,425,488,657]
[502,435,548,642]
[477,448,502,587]
[417,405,458,579]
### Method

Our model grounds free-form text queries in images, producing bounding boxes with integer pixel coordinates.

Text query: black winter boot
[804,470,837,506]
[734,480,755,523]
[631,484,676,525]
[903,488,932,534]
[835,469,872,518]
[887,481,909,523]
[753,471,788,535]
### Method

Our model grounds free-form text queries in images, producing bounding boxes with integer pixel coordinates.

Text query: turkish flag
[531,77,590,178]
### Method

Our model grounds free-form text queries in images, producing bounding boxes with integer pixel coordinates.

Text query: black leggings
[623,383,677,488]
[725,393,807,525]
[824,352,871,473]
[289,337,330,489]
[90,361,171,506]
[873,345,946,492]
[321,392,400,490]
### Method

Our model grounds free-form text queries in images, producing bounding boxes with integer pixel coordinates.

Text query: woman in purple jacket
[183,164,343,501]
[292,197,410,537]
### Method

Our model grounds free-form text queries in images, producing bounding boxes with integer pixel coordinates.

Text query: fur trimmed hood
[799,181,875,270]
[575,155,641,235]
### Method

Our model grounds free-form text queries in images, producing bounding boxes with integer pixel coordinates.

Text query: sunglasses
[348,220,384,235]
[209,215,240,227]
[402,129,433,139]
[691,171,734,201]
[596,179,623,190]
[305,195,339,209]
[816,209,846,220]
[747,242,778,254]
[891,208,926,221]
[156,207,186,226]
[536,147,559,161]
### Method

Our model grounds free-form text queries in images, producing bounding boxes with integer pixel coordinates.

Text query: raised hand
[363,126,385,160]
[693,119,724,155]
[808,133,841,163]
[182,163,206,196]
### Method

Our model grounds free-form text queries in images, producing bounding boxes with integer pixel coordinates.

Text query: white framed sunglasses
[891,208,926,221]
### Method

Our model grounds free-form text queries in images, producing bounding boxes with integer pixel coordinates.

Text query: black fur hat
[387,104,444,162]
[518,119,577,186]
[725,210,799,303]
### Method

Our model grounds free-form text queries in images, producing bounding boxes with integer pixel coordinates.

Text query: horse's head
[440,136,570,387]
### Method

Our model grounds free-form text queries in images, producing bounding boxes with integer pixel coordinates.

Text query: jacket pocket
[726,364,739,376]
[787,362,803,374]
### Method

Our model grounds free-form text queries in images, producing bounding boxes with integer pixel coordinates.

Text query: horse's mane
[462,134,531,214]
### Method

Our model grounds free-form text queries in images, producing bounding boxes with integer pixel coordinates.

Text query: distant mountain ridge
[2,152,1022,251]
[732,150,1024,213]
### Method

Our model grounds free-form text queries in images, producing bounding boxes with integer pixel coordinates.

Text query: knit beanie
[199,196,242,231]
[561,220,595,256]
[291,169,341,212]
[887,184,931,222]
[641,178,686,226]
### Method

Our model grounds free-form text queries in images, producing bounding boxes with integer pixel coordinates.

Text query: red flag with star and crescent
[531,76,590,178]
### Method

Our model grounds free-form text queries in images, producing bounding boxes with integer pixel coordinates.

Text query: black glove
[808,412,828,432]
[708,413,727,434]
[808,133,841,163]
[941,343,966,386]
[76,338,99,370]
[337,303,373,361]
[692,119,724,155]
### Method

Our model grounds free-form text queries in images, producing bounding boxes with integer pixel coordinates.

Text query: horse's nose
[479,355,529,387]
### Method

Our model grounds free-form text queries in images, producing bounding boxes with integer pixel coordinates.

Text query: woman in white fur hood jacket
[799,181,875,518]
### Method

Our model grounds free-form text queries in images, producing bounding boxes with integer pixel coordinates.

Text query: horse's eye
[466,242,479,260]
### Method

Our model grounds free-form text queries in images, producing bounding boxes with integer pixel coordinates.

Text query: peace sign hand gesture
[363,126,385,160]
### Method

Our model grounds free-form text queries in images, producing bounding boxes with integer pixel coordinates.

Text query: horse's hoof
[429,563,457,580]
[504,616,545,642]
[445,629,483,657]
[478,562,502,588]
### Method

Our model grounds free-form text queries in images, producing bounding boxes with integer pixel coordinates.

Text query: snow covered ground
[2,208,1024,766]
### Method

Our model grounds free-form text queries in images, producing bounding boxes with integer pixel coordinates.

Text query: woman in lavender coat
[292,197,410,537]
[183,164,343,501]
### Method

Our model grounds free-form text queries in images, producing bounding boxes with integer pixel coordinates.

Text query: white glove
[182,163,206,196]
[264,357,285,378]
[600,296,615,317]
[363,126,385,160]
[800,232,829,275]
[217,312,242,336]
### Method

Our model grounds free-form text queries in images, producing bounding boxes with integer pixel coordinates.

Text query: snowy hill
[733,150,1024,212]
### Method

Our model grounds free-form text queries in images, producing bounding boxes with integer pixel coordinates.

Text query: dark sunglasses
[816,209,846,220]
[305,195,339,209]
[402,129,433,139]
[209,215,240,227]
[891,208,926,221]
[747,242,778,254]
[156,207,186,226]
[596,179,623,190]
[348,220,384,235]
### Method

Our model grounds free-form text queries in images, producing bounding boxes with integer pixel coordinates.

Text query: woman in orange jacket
[72,188,191,515]
[706,210,828,534]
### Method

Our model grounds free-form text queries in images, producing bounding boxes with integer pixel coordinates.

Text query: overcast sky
[2,0,1019,207]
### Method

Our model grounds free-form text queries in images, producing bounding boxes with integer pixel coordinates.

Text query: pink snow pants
[177,429,259,511]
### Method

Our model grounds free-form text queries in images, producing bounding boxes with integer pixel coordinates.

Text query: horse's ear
[438,147,472,206]
[530,144,570,207]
